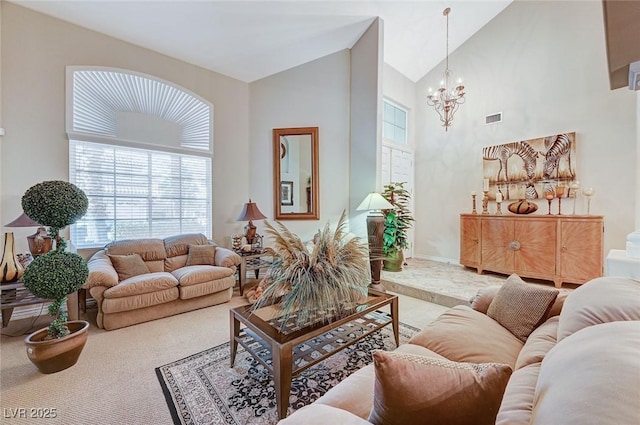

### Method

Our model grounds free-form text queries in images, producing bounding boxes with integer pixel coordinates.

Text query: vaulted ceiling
[12,1,512,83]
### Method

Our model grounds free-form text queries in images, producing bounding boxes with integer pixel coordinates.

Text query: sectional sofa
[278,275,640,424]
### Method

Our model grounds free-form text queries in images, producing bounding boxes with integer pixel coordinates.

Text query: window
[70,141,211,248]
[383,99,407,144]
[66,67,213,248]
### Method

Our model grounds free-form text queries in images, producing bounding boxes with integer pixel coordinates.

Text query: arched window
[66,67,213,248]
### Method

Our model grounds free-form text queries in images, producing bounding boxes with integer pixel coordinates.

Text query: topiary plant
[21,181,89,339]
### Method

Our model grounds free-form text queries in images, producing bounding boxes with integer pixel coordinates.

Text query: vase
[25,320,90,374]
[1,232,25,283]
[507,199,538,215]
[383,250,404,272]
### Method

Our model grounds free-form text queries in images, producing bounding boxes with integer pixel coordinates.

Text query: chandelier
[427,7,466,131]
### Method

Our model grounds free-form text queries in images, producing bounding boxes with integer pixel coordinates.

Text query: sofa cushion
[178,276,235,300]
[368,350,512,425]
[487,274,559,342]
[164,254,188,273]
[106,238,166,261]
[277,404,371,425]
[315,344,445,420]
[108,253,150,281]
[495,362,541,425]
[104,272,179,298]
[408,305,523,369]
[470,285,501,313]
[171,266,234,287]
[101,287,179,313]
[186,244,216,266]
[514,316,559,370]
[164,233,209,258]
[557,276,640,342]
[531,321,640,425]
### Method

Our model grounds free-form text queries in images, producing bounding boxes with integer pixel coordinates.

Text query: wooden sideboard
[460,214,604,288]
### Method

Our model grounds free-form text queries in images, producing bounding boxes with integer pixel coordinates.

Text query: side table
[0,281,79,328]
[236,251,273,296]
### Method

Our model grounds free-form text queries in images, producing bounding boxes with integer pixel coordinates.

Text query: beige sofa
[84,233,241,330]
[278,276,640,424]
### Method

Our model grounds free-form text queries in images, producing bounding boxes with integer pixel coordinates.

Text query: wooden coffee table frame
[229,288,398,419]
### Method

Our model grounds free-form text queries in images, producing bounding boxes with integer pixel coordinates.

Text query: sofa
[278,275,640,425]
[84,233,241,330]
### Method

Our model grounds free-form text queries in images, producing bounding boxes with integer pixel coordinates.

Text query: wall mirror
[273,127,319,220]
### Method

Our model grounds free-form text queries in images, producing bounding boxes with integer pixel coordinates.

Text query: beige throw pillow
[108,253,150,281]
[487,274,559,342]
[185,244,216,266]
[368,350,512,425]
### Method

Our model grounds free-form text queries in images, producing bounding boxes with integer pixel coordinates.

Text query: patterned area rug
[156,322,419,425]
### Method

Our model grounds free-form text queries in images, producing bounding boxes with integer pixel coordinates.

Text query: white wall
[0,3,250,252]
[350,18,384,239]
[383,63,416,150]
[414,0,637,262]
[249,50,351,242]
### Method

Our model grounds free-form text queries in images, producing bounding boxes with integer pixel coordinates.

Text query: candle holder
[582,187,595,215]
[556,184,565,215]
[496,200,502,215]
[570,180,580,215]
[545,193,554,215]
[482,191,490,215]
[472,194,477,214]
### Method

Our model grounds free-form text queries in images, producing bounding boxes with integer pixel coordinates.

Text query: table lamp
[5,212,52,257]
[357,192,394,285]
[236,199,267,245]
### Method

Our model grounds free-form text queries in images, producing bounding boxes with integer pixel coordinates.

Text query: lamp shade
[356,193,394,211]
[5,212,42,227]
[237,199,267,222]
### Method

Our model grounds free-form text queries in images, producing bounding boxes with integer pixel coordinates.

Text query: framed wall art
[280,181,294,206]
[482,132,577,200]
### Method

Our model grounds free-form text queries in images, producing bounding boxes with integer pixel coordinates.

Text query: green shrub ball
[22,180,88,229]
[23,251,89,301]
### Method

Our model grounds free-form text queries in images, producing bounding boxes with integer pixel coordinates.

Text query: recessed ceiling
[11,0,512,83]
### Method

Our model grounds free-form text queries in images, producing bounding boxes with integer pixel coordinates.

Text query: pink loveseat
[84,233,241,330]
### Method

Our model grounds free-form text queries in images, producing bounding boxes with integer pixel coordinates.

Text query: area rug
[156,322,419,425]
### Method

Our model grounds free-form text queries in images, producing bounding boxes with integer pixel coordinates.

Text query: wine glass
[582,187,595,215]
[569,180,581,215]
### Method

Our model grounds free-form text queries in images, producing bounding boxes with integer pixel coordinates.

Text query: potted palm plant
[382,182,414,271]
[21,180,90,374]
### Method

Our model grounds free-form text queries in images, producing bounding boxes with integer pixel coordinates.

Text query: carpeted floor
[0,290,446,425]
[156,322,419,425]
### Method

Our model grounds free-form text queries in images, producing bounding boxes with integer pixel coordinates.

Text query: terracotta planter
[383,250,404,272]
[24,320,89,374]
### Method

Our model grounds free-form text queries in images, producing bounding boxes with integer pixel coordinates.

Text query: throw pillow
[368,350,512,425]
[108,253,150,281]
[486,274,559,342]
[185,244,216,266]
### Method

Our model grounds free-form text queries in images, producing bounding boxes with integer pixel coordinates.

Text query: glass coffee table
[229,288,398,419]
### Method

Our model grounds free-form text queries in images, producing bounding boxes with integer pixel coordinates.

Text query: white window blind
[69,140,211,248]
[383,99,407,144]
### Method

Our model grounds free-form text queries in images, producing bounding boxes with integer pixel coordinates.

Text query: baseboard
[411,254,461,266]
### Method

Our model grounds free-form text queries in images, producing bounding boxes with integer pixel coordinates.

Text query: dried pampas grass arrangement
[253,210,370,329]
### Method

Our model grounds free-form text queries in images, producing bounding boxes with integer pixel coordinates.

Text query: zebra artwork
[482,141,539,198]
[543,133,574,180]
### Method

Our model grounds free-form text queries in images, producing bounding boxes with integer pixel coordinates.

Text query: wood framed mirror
[273,127,319,220]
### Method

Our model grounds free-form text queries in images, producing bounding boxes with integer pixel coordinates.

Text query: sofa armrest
[470,285,502,314]
[215,247,241,270]
[84,250,119,289]
[277,404,371,425]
